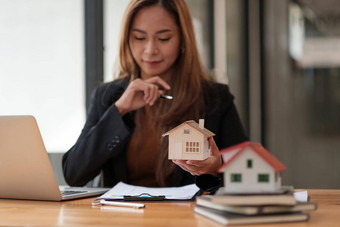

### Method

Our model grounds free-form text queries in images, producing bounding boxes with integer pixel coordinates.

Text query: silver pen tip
[160,94,173,100]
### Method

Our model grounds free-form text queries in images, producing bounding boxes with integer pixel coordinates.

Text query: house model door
[174,141,183,159]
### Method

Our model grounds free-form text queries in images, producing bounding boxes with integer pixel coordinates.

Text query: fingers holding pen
[143,76,171,105]
[146,76,171,90]
[144,76,171,106]
[143,83,160,106]
[115,76,171,116]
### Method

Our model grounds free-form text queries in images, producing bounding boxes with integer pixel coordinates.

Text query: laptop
[0,115,109,201]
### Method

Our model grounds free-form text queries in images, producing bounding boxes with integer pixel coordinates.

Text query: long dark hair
[118,0,212,186]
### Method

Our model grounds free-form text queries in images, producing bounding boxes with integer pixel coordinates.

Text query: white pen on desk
[99,200,145,209]
[160,94,173,100]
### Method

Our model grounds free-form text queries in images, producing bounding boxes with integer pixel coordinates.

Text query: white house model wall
[222,148,281,193]
[162,119,215,160]
[218,141,286,193]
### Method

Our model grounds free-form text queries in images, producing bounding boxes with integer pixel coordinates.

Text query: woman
[62,0,247,192]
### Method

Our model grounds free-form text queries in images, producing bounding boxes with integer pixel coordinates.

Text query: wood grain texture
[0,190,338,226]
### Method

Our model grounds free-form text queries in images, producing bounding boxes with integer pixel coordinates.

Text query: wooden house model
[162,119,215,160]
[218,141,286,193]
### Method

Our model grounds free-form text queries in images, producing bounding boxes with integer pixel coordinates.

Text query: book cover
[194,205,309,225]
[196,195,317,215]
[211,193,297,206]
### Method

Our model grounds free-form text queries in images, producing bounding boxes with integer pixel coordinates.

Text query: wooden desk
[0,189,339,226]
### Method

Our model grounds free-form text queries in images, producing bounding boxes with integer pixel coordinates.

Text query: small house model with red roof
[218,141,286,193]
[162,119,215,160]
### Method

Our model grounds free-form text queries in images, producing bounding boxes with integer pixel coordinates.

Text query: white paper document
[98,182,200,200]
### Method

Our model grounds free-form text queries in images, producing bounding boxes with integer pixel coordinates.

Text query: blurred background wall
[1,0,339,189]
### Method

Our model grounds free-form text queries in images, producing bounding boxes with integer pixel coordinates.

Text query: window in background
[289,1,340,136]
[0,0,85,152]
[103,0,130,82]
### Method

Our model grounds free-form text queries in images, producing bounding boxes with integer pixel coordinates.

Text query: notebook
[0,115,109,201]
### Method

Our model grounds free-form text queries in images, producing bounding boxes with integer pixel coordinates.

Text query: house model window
[183,129,190,134]
[247,159,253,168]
[185,141,199,153]
[231,173,242,182]
[258,174,270,183]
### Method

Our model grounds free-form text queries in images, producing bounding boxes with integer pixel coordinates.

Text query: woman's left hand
[172,137,222,176]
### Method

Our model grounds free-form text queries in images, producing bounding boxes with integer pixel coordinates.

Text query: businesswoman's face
[129,5,181,80]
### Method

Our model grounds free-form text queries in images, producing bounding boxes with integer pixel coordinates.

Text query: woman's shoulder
[203,80,234,102]
[201,80,236,118]
[95,77,129,92]
[92,77,130,106]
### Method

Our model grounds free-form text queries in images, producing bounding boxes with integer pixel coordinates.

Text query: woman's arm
[62,85,132,186]
[172,83,248,191]
[62,76,171,186]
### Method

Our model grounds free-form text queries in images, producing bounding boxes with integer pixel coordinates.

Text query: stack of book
[194,189,317,225]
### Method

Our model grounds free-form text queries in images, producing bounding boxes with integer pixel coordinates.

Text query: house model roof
[162,120,215,137]
[218,141,286,173]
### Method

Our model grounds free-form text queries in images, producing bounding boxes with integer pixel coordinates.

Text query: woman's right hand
[115,76,171,116]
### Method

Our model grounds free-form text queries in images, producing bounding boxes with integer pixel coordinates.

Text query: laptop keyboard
[61,190,88,196]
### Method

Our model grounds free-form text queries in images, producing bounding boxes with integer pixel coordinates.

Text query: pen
[99,200,145,209]
[160,94,173,100]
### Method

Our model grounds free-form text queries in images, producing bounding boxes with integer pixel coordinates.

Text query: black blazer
[62,77,247,191]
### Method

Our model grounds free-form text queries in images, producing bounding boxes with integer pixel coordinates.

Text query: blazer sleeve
[62,84,133,186]
[205,82,248,150]
[195,82,248,193]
